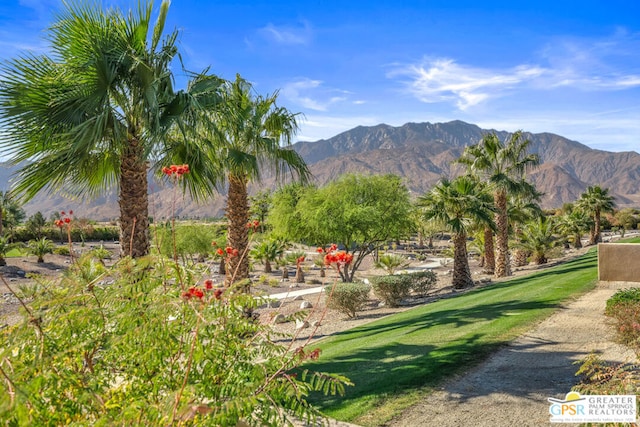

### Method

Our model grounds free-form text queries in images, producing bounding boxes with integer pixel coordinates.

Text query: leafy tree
[249,189,272,233]
[577,185,616,245]
[0,191,25,238]
[27,237,54,263]
[456,131,540,277]
[181,75,310,287]
[25,211,47,239]
[515,216,559,265]
[0,1,223,258]
[612,208,639,237]
[418,176,495,289]
[274,174,413,282]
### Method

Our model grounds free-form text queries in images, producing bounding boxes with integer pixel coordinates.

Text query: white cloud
[281,78,349,111]
[259,21,312,45]
[296,114,381,141]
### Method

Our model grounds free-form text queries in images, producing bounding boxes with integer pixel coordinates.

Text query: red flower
[213,288,224,300]
[316,247,324,253]
[216,248,224,256]
[232,249,239,257]
[162,166,172,176]
[60,211,66,216]
[186,286,204,300]
[54,219,64,228]
[163,164,190,178]
[69,210,73,215]
[204,279,214,290]
[308,348,322,360]
[63,217,71,224]
[297,256,305,265]
[329,243,338,252]
[225,247,233,254]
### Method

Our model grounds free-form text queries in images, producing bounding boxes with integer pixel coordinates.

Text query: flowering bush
[0,254,350,425]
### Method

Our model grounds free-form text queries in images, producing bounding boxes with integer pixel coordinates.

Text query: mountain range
[1,120,639,220]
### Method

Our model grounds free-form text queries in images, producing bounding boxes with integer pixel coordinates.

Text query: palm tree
[557,207,591,249]
[189,75,311,286]
[0,191,25,238]
[457,131,540,277]
[27,237,54,263]
[250,239,285,273]
[577,185,616,245]
[507,187,543,266]
[418,176,495,289]
[0,1,222,258]
[515,216,559,265]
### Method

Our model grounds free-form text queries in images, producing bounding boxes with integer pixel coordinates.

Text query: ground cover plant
[305,249,600,425]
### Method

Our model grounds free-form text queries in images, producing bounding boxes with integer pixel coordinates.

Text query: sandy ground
[388,279,637,427]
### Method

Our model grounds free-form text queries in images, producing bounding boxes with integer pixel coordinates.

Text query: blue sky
[1,0,639,153]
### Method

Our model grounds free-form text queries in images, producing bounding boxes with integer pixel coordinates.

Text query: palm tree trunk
[264,259,272,273]
[483,226,495,274]
[295,265,305,283]
[226,175,250,287]
[452,232,473,289]
[0,256,5,267]
[592,209,602,244]
[494,191,511,277]
[0,204,4,237]
[514,249,529,267]
[119,137,150,258]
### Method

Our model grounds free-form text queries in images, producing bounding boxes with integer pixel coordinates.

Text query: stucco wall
[598,243,640,282]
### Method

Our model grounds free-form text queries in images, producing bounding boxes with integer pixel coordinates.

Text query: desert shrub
[90,245,113,260]
[0,255,350,425]
[408,270,438,297]
[605,288,640,316]
[155,224,221,262]
[573,353,640,397]
[52,246,71,256]
[327,282,371,318]
[371,275,412,307]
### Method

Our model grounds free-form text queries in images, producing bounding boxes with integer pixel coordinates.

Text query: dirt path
[389,280,637,427]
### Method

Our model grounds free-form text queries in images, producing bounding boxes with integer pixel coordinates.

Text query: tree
[0,191,25,239]
[188,75,310,287]
[0,1,223,258]
[508,188,543,267]
[27,237,54,263]
[25,212,47,239]
[612,208,638,238]
[274,174,413,282]
[250,238,285,273]
[0,236,20,266]
[456,131,540,277]
[515,216,559,265]
[418,176,495,289]
[557,206,590,249]
[577,185,616,245]
[249,189,272,233]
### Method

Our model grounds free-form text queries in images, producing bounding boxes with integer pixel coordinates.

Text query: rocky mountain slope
[1,120,638,220]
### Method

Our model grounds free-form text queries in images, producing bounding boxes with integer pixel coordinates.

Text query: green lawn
[306,248,604,425]
[5,247,27,257]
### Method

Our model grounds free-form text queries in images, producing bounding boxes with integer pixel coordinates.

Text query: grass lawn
[5,247,27,257]
[306,248,604,425]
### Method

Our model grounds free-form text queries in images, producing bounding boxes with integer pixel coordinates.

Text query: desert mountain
[1,120,638,220]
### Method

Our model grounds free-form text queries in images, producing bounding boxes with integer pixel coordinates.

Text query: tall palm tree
[186,75,310,286]
[418,176,495,289]
[0,1,222,258]
[456,131,540,277]
[507,186,543,266]
[577,185,616,245]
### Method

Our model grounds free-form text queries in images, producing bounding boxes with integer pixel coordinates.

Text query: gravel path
[389,280,637,427]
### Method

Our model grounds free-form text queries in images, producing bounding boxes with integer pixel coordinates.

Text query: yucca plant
[375,253,410,275]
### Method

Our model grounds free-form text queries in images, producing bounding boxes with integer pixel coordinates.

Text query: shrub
[374,253,410,275]
[371,275,412,307]
[408,270,438,297]
[326,282,371,318]
[52,246,71,256]
[0,255,351,425]
[573,353,640,396]
[605,288,640,316]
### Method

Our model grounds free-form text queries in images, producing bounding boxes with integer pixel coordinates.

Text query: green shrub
[605,288,640,316]
[408,270,438,297]
[371,275,412,307]
[0,255,350,425]
[326,282,371,318]
[573,353,640,396]
[52,246,71,256]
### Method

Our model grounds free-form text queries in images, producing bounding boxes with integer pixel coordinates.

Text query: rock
[295,319,310,330]
[300,301,313,309]
[272,314,287,324]
[288,283,299,289]
[292,295,304,301]
[311,320,321,327]
[16,270,25,277]
[378,301,386,308]
[267,299,281,308]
